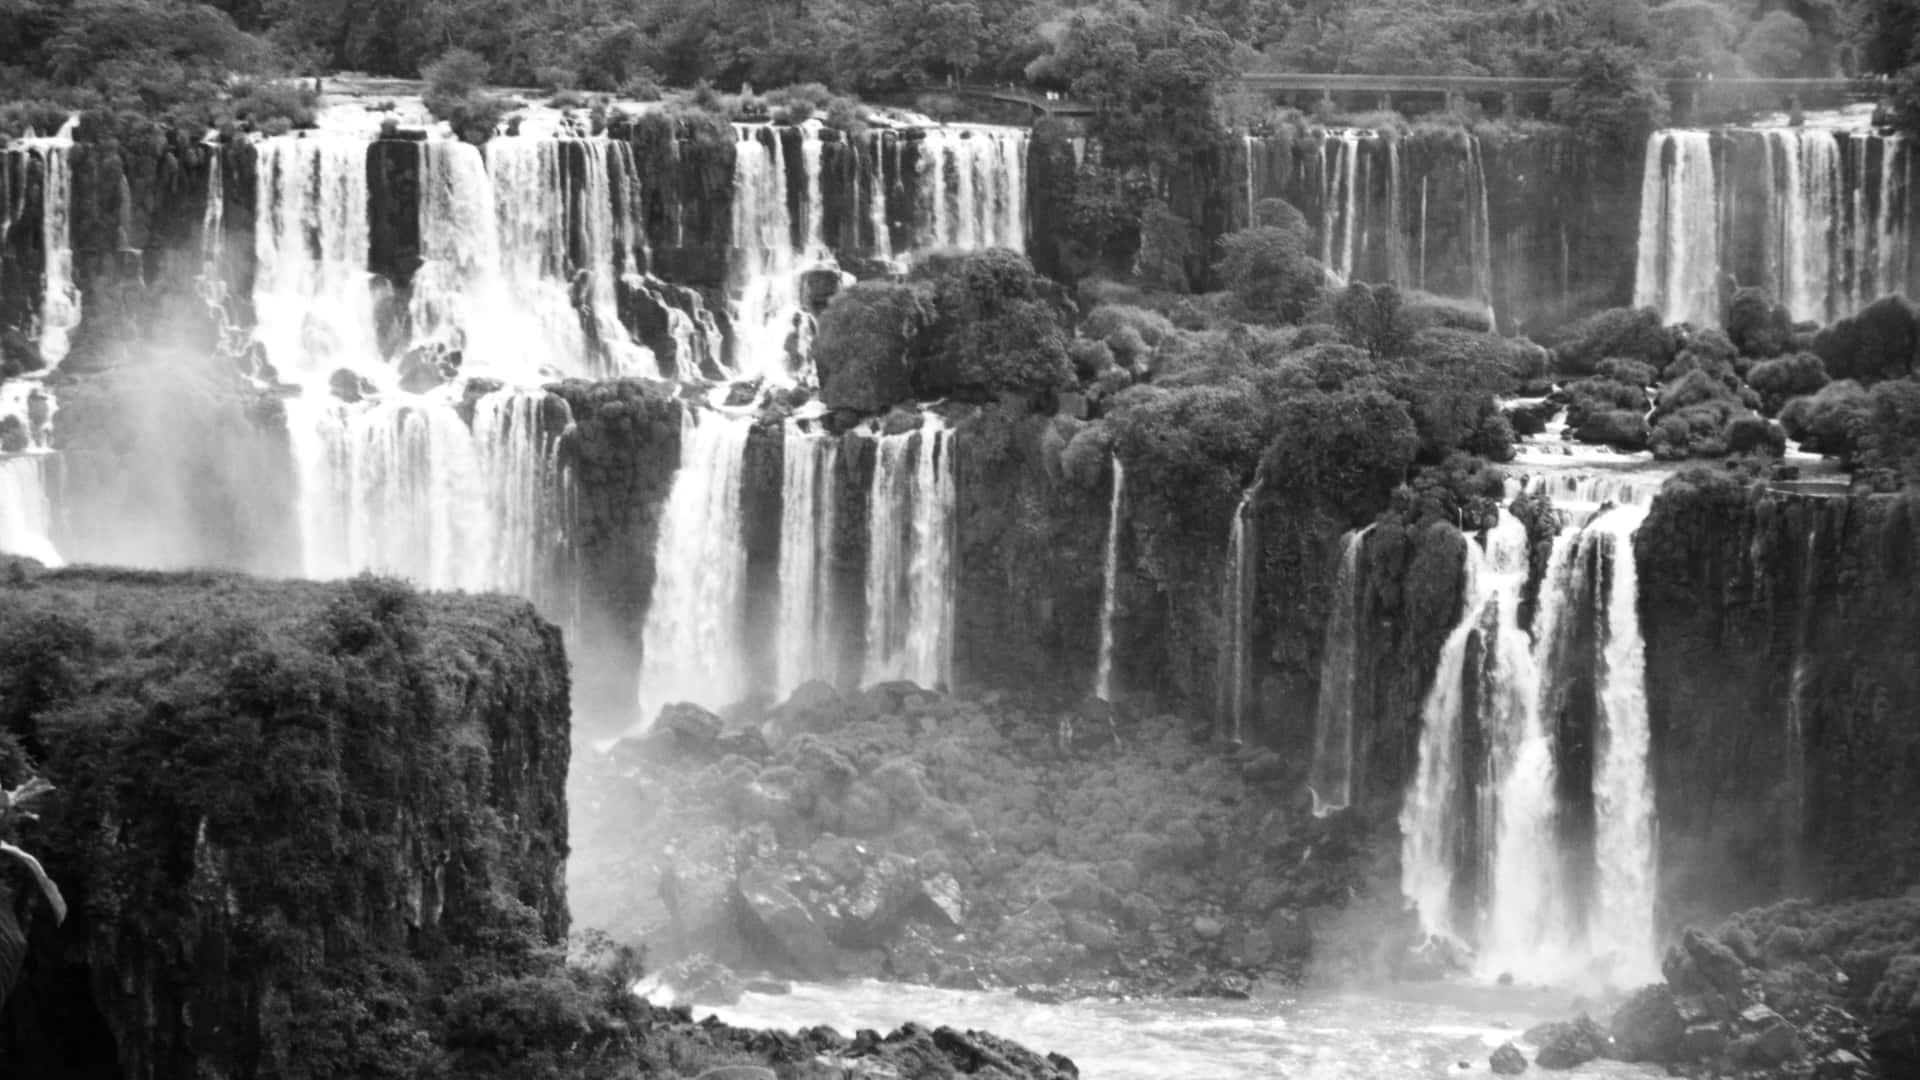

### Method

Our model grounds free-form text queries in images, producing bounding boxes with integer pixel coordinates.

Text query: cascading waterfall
[1403,492,1658,986]
[253,135,384,384]
[1402,511,1539,950]
[1308,526,1369,816]
[776,423,840,696]
[1633,130,1721,327]
[916,127,1028,254]
[1094,456,1126,702]
[25,128,79,370]
[1217,483,1260,743]
[638,408,754,723]
[1635,125,1912,326]
[1586,503,1657,983]
[863,417,955,689]
[730,125,810,384]
[287,388,561,593]
[1321,131,1366,283]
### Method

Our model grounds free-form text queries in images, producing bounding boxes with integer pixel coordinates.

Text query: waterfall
[867,131,891,259]
[1217,484,1259,743]
[1782,516,1819,888]
[730,125,811,384]
[287,388,561,594]
[1321,131,1366,283]
[1632,131,1721,326]
[1403,490,1659,987]
[1586,504,1657,984]
[1309,527,1369,816]
[1094,457,1126,702]
[1465,135,1496,328]
[637,408,753,724]
[0,381,58,565]
[1243,134,1257,228]
[25,131,79,370]
[776,423,840,697]
[1635,125,1911,327]
[574,139,657,377]
[253,136,383,384]
[863,417,955,689]
[1401,511,1538,949]
[916,127,1028,254]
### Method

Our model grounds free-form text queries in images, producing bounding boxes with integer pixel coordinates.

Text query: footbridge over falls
[967,74,1883,124]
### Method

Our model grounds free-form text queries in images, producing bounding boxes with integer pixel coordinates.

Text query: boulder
[658,954,745,1006]
[1490,1042,1528,1075]
[918,873,966,928]
[1677,1022,1729,1060]
[659,702,723,752]
[329,367,375,403]
[735,867,840,980]
[1730,1005,1801,1067]
[1525,1014,1611,1069]
[1611,983,1685,1062]
[1664,928,1748,1005]
[834,853,920,947]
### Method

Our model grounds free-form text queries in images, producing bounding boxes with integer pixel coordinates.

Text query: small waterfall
[1633,131,1721,326]
[287,388,561,594]
[1321,131,1366,282]
[253,136,383,384]
[25,130,79,370]
[863,417,955,689]
[1243,134,1257,228]
[1586,503,1657,983]
[1782,515,1820,888]
[1217,484,1260,743]
[730,125,815,384]
[574,139,657,377]
[0,381,58,565]
[916,127,1028,254]
[866,131,891,259]
[1094,456,1126,701]
[776,423,840,697]
[637,408,753,724]
[1402,511,1538,949]
[1308,527,1369,816]
[1464,135,1496,327]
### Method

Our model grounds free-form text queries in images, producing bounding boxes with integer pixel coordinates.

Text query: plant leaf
[0,842,66,924]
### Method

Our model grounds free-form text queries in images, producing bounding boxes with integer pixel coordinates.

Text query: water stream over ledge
[710,980,1663,1079]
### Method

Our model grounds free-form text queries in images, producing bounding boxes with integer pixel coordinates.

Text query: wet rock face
[0,569,571,1078]
[1636,482,1920,926]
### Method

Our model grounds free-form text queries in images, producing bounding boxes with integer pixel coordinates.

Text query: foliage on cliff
[0,567,598,1078]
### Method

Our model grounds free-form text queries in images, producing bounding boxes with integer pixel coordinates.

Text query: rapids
[711,980,1661,1079]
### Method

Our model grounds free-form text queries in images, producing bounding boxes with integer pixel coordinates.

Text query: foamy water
[709,980,1662,1079]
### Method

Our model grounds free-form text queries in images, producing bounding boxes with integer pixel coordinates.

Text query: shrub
[1332,282,1417,359]
[1260,388,1421,519]
[1779,380,1873,458]
[225,80,317,129]
[812,281,932,413]
[1726,287,1795,358]
[1746,352,1829,415]
[916,251,1075,399]
[1574,408,1651,451]
[423,48,509,143]
[1216,211,1323,325]
[1812,295,1920,384]
[1596,357,1658,387]
[1552,307,1677,376]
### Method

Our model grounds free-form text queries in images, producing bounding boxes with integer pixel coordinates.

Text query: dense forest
[0,0,1905,120]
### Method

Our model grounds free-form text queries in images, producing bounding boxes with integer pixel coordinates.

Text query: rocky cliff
[0,566,570,1078]
[1637,474,1920,931]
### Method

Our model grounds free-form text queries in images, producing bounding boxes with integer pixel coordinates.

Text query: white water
[915,127,1028,254]
[637,408,753,725]
[1586,504,1657,985]
[776,423,841,697]
[23,130,80,370]
[863,417,955,689]
[1217,484,1259,743]
[713,980,1660,1080]
[1403,488,1660,988]
[286,388,561,593]
[1635,125,1911,326]
[1402,511,1539,954]
[1632,131,1720,327]
[253,136,384,385]
[0,380,58,565]
[730,124,813,385]
[1320,131,1367,283]
[1308,527,1369,816]
[1094,457,1126,702]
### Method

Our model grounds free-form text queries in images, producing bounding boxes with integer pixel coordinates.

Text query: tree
[1551,42,1670,153]
[1216,204,1324,325]
[1739,10,1812,78]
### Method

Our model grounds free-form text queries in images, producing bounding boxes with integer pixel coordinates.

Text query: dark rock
[659,954,745,1006]
[1664,928,1748,1004]
[919,873,966,928]
[1677,1022,1729,1060]
[659,701,723,751]
[1611,983,1685,1062]
[1491,1042,1528,1074]
[834,852,920,947]
[694,1068,777,1080]
[1730,1005,1802,1067]
[735,867,841,979]
[0,414,26,452]
[801,267,845,312]
[328,367,375,403]
[1525,1014,1611,1069]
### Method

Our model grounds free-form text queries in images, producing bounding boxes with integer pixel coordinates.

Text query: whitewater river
[713,979,1663,1078]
